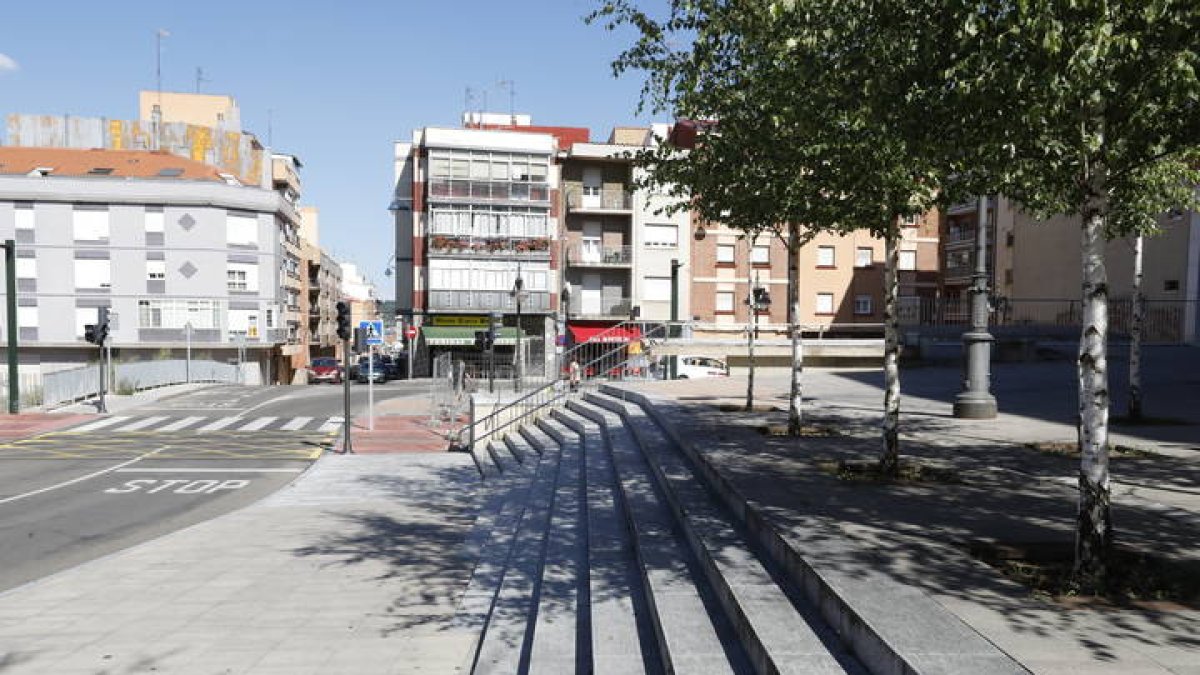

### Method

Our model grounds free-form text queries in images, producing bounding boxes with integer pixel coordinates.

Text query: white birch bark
[787,224,804,435]
[746,233,757,411]
[1128,234,1145,421]
[1076,201,1113,583]
[880,221,902,475]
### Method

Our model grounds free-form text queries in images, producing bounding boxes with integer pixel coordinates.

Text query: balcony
[565,187,633,213]
[565,243,633,267]
[428,179,550,204]
[427,290,551,313]
[427,235,552,260]
[567,295,633,318]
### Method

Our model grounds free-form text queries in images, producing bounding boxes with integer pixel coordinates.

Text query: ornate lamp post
[746,272,771,410]
[953,196,998,418]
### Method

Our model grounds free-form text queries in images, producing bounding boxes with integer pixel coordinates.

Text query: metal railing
[565,243,633,266]
[461,320,669,451]
[899,297,1193,343]
[565,187,633,211]
[566,295,633,318]
[41,359,239,408]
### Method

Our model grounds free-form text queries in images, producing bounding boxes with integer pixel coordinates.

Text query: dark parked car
[308,357,343,384]
[379,355,402,380]
[355,356,388,384]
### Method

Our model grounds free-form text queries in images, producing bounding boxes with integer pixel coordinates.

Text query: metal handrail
[461,319,670,450]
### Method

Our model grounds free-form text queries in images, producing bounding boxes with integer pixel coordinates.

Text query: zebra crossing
[68,415,345,434]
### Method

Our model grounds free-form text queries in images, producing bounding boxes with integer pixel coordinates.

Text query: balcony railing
[428,290,551,313]
[566,243,633,267]
[565,187,633,211]
[567,295,634,318]
[427,236,552,259]
[428,179,550,203]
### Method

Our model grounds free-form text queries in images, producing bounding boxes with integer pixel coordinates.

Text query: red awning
[568,325,642,344]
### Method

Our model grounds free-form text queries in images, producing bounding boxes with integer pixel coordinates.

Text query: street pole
[368,344,375,432]
[4,240,18,413]
[185,322,193,384]
[342,336,353,453]
[954,196,998,418]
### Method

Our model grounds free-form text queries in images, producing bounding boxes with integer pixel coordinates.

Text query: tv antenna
[195,67,211,93]
[497,80,516,123]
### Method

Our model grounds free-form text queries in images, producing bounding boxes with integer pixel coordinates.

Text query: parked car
[379,354,404,380]
[308,357,343,384]
[675,355,730,379]
[355,356,388,384]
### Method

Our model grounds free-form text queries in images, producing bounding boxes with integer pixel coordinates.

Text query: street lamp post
[746,271,771,411]
[953,196,998,418]
[510,264,527,392]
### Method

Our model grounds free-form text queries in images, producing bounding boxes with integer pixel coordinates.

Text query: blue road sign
[360,320,384,345]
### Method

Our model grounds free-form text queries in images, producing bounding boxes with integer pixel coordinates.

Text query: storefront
[566,323,643,378]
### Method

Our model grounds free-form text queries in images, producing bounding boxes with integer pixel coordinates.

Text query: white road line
[157,416,207,432]
[115,467,305,474]
[197,417,240,431]
[113,416,170,432]
[281,417,313,431]
[318,417,344,432]
[238,417,277,431]
[69,416,131,432]
[0,446,168,506]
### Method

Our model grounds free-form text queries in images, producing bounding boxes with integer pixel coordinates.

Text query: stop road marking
[105,479,250,495]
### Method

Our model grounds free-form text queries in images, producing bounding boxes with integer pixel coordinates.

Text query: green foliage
[115,378,138,396]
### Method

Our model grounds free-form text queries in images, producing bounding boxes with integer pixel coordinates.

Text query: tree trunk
[787,224,804,435]
[1128,234,1144,421]
[1076,203,1113,587]
[880,221,902,476]
[746,233,757,411]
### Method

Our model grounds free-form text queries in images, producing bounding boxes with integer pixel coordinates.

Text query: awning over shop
[568,324,642,344]
[421,326,522,346]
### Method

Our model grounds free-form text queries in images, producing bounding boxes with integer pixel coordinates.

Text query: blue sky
[0,1,664,299]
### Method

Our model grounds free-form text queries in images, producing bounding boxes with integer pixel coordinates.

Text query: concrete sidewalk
[617,345,1200,675]
[0,453,482,674]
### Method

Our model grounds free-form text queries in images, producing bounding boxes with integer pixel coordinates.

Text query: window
[14,207,34,231]
[72,208,109,241]
[817,246,835,267]
[645,224,678,248]
[16,306,38,328]
[752,245,771,265]
[145,209,165,233]
[74,259,111,289]
[716,291,735,313]
[902,214,920,226]
[815,293,835,315]
[854,295,873,315]
[137,299,221,329]
[717,244,735,264]
[644,276,672,302]
[226,213,259,246]
[898,250,917,271]
[15,258,36,279]
[147,260,166,280]
[227,263,259,292]
[855,247,873,268]
[266,308,275,328]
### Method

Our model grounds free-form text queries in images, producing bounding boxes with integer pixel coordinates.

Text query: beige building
[138,91,241,130]
[1007,207,1199,343]
[298,207,343,363]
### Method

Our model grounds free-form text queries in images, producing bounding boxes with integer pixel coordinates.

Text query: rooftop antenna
[464,87,476,127]
[498,80,516,124]
[195,67,210,93]
[267,108,274,148]
[155,29,170,101]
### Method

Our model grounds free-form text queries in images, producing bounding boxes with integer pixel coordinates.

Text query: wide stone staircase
[453,387,1029,675]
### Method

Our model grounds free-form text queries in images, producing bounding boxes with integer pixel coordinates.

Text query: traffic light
[336,301,351,340]
[84,324,98,345]
[752,286,771,308]
[474,330,494,351]
[97,307,110,346]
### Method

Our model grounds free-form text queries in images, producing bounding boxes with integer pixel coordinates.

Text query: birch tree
[949,1,1200,585]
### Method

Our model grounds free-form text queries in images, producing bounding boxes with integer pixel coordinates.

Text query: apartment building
[269,154,306,380]
[298,207,342,363]
[339,263,379,340]
[559,125,692,342]
[0,147,294,383]
[393,116,563,370]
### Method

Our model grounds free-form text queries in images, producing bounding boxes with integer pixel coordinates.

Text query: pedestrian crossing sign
[360,320,384,345]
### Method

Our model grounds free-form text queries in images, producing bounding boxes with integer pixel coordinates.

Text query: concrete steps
[460,390,865,674]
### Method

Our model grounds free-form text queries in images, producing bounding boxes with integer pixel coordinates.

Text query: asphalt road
[0,381,428,593]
